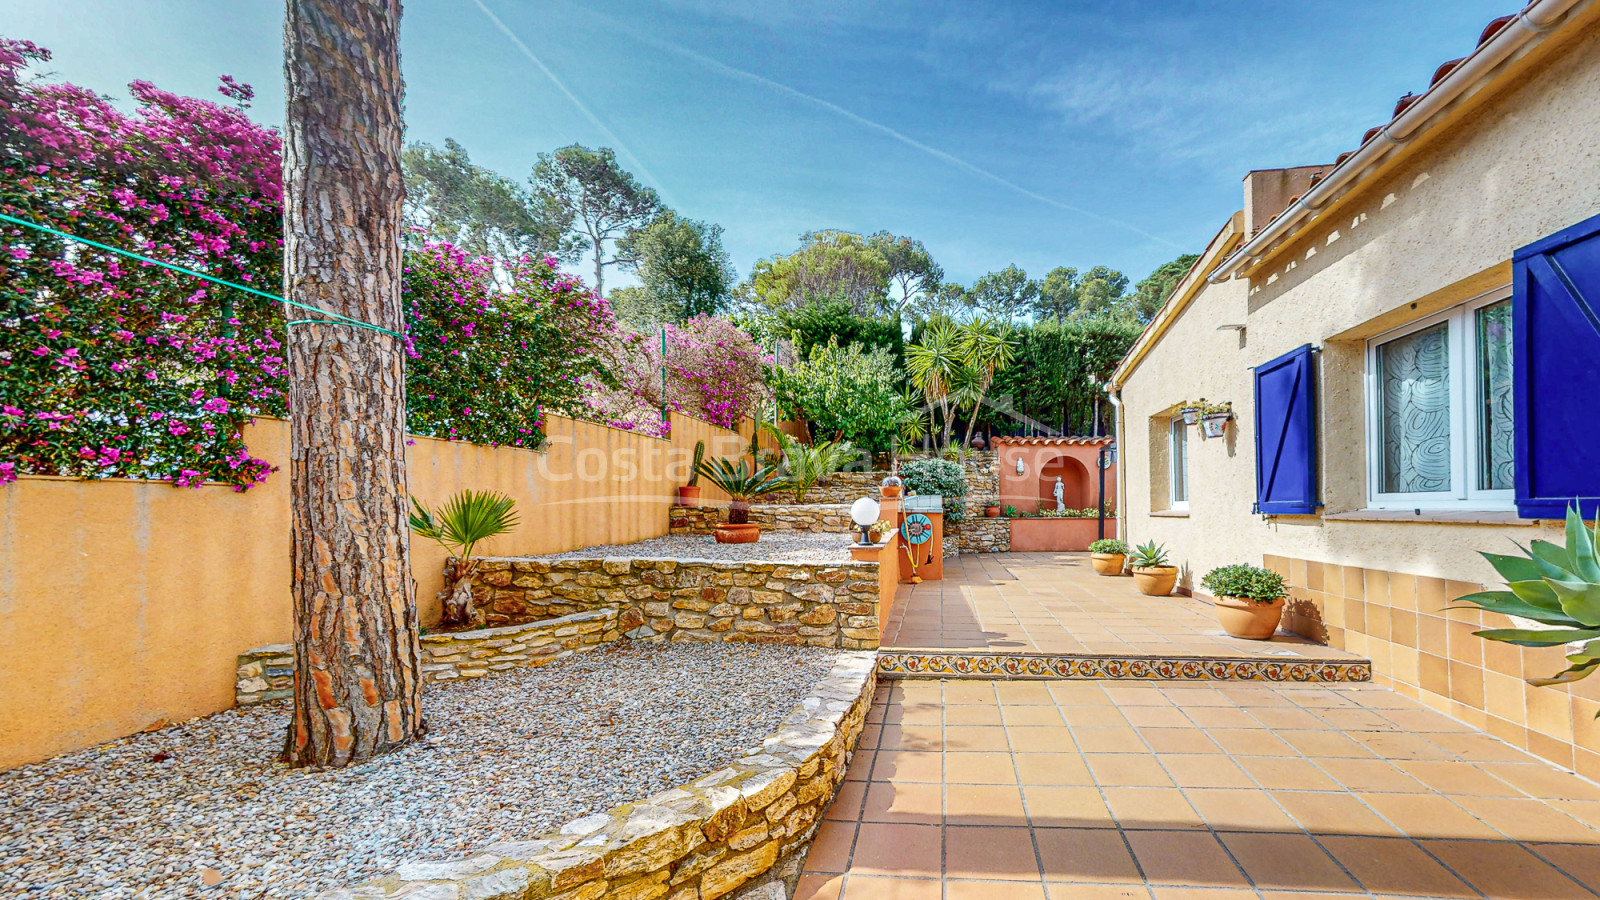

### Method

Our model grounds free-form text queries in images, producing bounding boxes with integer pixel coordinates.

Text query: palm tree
[409,491,521,628]
[281,0,418,768]
[906,317,963,451]
[956,316,1019,446]
[762,423,855,503]
[694,458,791,524]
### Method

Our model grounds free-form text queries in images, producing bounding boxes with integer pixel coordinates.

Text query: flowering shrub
[586,316,769,435]
[0,39,283,488]
[405,245,617,447]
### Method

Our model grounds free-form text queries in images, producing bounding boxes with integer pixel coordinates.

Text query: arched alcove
[1038,455,1091,510]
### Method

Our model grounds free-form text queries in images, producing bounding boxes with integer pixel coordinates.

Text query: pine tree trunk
[281,0,421,768]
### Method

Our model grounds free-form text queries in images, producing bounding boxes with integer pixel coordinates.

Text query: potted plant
[985,503,1001,517]
[1201,564,1287,639]
[409,490,520,628]
[1199,402,1232,440]
[1003,504,1021,518]
[880,473,903,498]
[1089,538,1127,576]
[1129,540,1178,596]
[1179,403,1202,426]
[677,440,705,507]
[695,457,792,543]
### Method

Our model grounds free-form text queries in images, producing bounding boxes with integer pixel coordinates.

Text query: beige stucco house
[1109,0,1600,777]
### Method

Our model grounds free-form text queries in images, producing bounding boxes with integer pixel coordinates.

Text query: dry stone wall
[954,516,1010,553]
[942,451,1006,554]
[316,652,878,900]
[669,505,720,536]
[473,557,882,650]
[748,504,853,534]
[760,471,888,506]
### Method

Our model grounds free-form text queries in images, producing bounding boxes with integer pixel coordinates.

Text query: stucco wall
[0,411,750,771]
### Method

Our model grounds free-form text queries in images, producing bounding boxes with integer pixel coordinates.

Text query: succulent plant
[1129,540,1171,569]
[1454,505,1600,687]
[694,458,791,524]
[687,440,705,487]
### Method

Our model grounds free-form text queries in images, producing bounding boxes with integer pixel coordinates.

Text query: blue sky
[3,0,1513,290]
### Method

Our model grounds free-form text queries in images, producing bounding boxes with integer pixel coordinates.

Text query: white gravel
[0,642,843,900]
[543,532,857,564]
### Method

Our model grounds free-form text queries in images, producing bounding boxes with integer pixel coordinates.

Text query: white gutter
[1209,0,1585,283]
[1105,381,1127,551]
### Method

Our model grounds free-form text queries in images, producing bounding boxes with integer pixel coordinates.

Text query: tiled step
[875,649,1372,683]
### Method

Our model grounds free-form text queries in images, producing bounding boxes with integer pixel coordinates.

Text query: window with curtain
[1366,294,1513,508]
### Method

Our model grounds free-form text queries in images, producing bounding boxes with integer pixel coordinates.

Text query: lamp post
[850,496,882,545]
[1097,442,1117,540]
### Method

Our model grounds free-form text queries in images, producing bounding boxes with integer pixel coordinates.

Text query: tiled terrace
[801,679,1600,899]
[878,553,1368,682]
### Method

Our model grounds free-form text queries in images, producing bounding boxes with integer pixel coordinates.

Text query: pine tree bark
[281,0,420,768]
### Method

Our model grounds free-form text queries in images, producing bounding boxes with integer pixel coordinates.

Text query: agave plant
[409,490,520,627]
[1454,505,1600,687]
[1129,540,1171,569]
[694,458,792,524]
[762,423,855,503]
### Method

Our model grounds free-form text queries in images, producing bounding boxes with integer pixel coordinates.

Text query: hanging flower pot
[1201,412,1230,439]
[1179,406,1201,426]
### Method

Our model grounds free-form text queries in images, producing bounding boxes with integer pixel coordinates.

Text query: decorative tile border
[875,650,1371,682]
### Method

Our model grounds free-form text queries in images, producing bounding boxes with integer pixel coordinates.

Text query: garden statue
[1053,477,1066,512]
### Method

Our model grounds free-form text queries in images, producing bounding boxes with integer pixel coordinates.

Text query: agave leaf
[1473,627,1600,647]
[1446,590,1580,627]
[1479,551,1545,585]
[1527,640,1600,687]
[1504,578,1563,611]
[1546,576,1600,627]
[1566,505,1600,583]
[1527,540,1576,576]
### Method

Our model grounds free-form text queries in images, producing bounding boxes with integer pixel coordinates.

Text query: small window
[1169,418,1189,511]
[1365,291,1513,509]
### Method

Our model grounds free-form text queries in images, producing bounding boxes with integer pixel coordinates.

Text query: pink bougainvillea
[586,316,770,434]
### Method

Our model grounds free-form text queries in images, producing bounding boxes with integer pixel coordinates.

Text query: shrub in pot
[1129,540,1178,596]
[1089,538,1127,576]
[695,457,791,543]
[677,440,705,507]
[1201,564,1287,639]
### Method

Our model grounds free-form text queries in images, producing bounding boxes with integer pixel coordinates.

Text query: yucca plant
[1129,540,1171,569]
[409,490,520,627]
[762,423,855,503]
[694,458,792,524]
[1454,505,1600,687]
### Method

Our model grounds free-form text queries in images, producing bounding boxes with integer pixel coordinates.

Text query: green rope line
[0,210,403,338]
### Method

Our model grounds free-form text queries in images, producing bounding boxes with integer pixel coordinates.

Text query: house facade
[1109,0,1600,776]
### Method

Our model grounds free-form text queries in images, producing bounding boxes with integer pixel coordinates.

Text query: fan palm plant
[906,317,963,451]
[761,423,855,503]
[409,490,520,627]
[1453,505,1600,688]
[694,457,792,524]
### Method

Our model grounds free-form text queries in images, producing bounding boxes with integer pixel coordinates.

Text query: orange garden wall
[0,412,751,771]
[1008,517,1118,552]
[993,437,1116,515]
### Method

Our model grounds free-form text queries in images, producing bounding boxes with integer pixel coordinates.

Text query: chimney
[1242,165,1332,237]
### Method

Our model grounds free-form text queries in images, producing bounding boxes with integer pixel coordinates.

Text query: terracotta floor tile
[873,750,944,784]
[1423,839,1595,900]
[1147,890,1256,900]
[1034,827,1143,883]
[1481,762,1600,801]
[1355,792,1502,841]
[1046,887,1150,900]
[1312,758,1426,794]
[1087,753,1177,788]
[1235,757,1342,792]
[794,872,845,900]
[1024,786,1116,829]
[947,752,1020,785]
[945,825,1042,882]
[826,780,868,821]
[1528,842,1600,890]
[946,784,1028,826]
[804,820,858,873]
[1014,752,1095,786]
[849,823,943,878]
[1006,706,1069,727]
[1124,830,1250,887]
[1381,707,1480,734]
[1249,707,1328,730]
[945,705,1005,727]
[1345,730,1454,761]
[1205,728,1298,757]
[1279,729,1377,759]
[1062,705,1131,727]
[1312,707,1396,731]
[1182,706,1260,729]
[874,725,944,753]
[1216,832,1361,894]
[945,880,1048,900]
[1075,727,1150,754]
[862,781,944,825]
[996,684,1060,705]
[1122,706,1192,728]
[1271,790,1402,837]
[1159,754,1254,789]
[838,875,942,900]
[1452,795,1600,843]
[1138,728,1223,755]
[1050,684,1116,707]
[944,725,1013,752]
[1104,686,1177,707]
[1185,788,1300,832]
[1316,835,1476,898]
[1009,727,1079,753]
[945,682,999,704]
[1427,732,1542,764]
[885,705,945,727]
[1101,787,1207,831]
[1395,759,1525,797]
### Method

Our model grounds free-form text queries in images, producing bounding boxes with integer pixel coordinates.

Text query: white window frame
[1169,417,1190,512]
[1364,287,1514,511]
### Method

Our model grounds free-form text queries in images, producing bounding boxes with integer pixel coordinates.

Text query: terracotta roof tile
[990,436,1113,446]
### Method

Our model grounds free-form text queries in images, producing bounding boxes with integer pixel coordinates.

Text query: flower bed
[1009,516,1117,552]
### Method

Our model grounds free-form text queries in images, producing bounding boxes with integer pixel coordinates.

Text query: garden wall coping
[315,651,877,900]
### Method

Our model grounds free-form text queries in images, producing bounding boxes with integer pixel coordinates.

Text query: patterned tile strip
[874,650,1371,682]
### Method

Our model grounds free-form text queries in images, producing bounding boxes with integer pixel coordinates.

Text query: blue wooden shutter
[1514,212,1600,519]
[1254,344,1318,515]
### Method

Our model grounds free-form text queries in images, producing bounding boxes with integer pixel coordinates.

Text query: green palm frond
[694,457,793,502]
[409,490,520,561]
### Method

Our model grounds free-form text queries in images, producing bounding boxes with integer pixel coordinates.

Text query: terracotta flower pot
[714,523,761,544]
[1213,594,1285,640]
[880,484,902,498]
[1132,566,1178,596]
[985,505,1001,517]
[676,485,701,507]
[1090,553,1125,576]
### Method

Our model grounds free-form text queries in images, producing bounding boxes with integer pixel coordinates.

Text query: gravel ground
[544,532,855,563]
[0,642,843,900]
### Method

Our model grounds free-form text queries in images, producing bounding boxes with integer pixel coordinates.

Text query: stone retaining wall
[952,516,1010,553]
[474,557,882,649]
[760,471,888,506]
[237,610,620,705]
[317,652,878,900]
[748,504,853,534]
[669,505,720,536]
